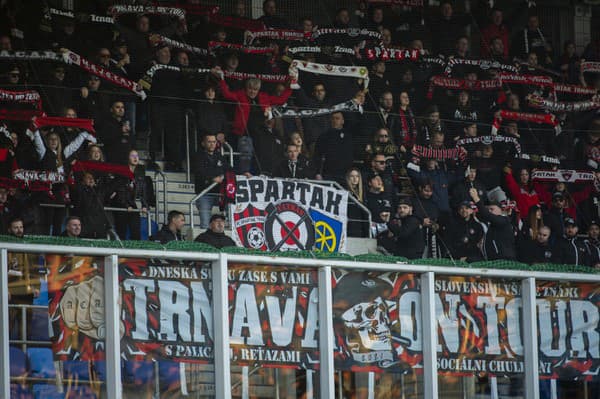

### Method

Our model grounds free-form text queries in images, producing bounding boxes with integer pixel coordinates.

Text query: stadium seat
[62,360,91,381]
[123,360,155,386]
[10,383,33,399]
[28,308,50,341]
[10,346,28,377]
[27,347,56,378]
[32,384,64,399]
[159,360,181,388]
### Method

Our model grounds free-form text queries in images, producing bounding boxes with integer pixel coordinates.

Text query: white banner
[230,176,348,252]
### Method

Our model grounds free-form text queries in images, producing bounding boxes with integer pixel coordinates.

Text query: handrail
[40,203,153,237]
[189,182,219,230]
[154,170,168,225]
[184,109,195,182]
[221,141,234,167]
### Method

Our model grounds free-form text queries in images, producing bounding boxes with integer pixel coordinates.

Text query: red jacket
[533,182,593,219]
[480,23,510,58]
[219,79,291,136]
[504,171,540,218]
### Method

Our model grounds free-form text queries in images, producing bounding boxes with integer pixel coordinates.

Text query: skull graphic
[341,296,392,351]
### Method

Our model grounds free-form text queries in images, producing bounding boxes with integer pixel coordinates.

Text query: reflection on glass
[436,277,524,399]
[119,259,215,398]
[337,370,423,399]
[9,254,107,398]
[228,264,320,399]
[333,270,424,398]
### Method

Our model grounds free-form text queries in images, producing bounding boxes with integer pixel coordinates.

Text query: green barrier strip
[0,235,598,274]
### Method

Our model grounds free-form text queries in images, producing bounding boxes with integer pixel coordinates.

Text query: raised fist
[60,275,106,340]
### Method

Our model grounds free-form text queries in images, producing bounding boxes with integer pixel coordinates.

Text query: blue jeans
[196,193,220,229]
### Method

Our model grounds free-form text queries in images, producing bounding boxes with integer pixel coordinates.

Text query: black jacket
[364,191,393,223]
[192,149,228,193]
[314,128,354,180]
[557,237,597,267]
[107,165,150,210]
[387,214,424,259]
[273,156,314,179]
[98,116,133,165]
[150,225,183,244]
[450,179,487,209]
[72,184,110,239]
[519,239,561,264]
[475,200,516,260]
[293,88,332,145]
[444,215,484,262]
[195,229,236,249]
[544,208,569,242]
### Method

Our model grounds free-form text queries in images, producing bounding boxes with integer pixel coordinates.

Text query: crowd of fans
[1,0,600,268]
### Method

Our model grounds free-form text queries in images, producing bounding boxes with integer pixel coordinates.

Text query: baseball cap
[397,197,413,207]
[209,214,226,223]
[564,217,576,226]
[458,200,473,209]
[552,191,565,200]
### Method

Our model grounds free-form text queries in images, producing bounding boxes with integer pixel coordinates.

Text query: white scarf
[288,60,369,89]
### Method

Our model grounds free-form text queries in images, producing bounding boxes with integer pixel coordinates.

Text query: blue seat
[62,360,91,381]
[27,348,55,379]
[10,346,28,377]
[158,361,180,388]
[92,361,106,382]
[32,384,64,399]
[123,360,155,386]
[28,308,50,341]
[64,385,97,399]
[10,383,33,399]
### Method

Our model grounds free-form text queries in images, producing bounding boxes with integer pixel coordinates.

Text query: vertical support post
[367,372,375,399]
[213,253,231,399]
[104,254,122,399]
[420,272,438,399]
[318,266,335,399]
[0,249,10,399]
[522,277,540,399]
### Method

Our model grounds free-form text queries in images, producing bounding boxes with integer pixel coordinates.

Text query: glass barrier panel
[228,263,320,398]
[435,276,524,399]
[332,270,424,399]
[9,253,107,399]
[536,280,600,399]
[119,258,215,398]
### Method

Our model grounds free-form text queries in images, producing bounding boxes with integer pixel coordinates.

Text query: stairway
[147,165,201,234]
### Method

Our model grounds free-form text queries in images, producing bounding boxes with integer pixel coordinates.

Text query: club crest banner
[228,264,319,369]
[231,176,348,252]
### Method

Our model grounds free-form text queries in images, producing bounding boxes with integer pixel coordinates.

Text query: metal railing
[184,109,196,182]
[189,182,219,230]
[7,303,51,351]
[2,245,599,399]
[154,170,168,225]
[221,141,235,169]
[187,177,372,237]
[40,203,152,237]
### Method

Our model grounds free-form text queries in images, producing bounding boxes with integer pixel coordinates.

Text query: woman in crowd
[345,167,368,237]
[503,165,540,219]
